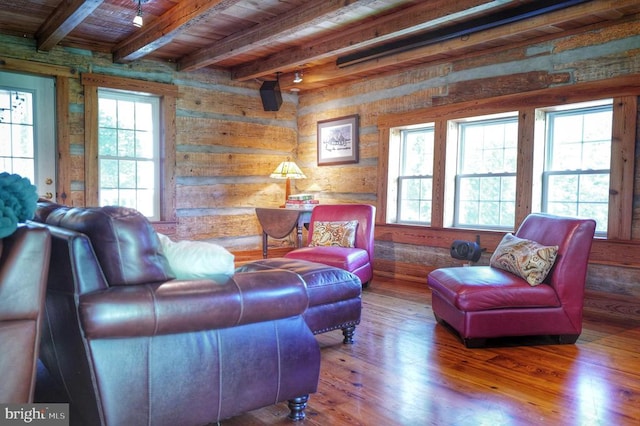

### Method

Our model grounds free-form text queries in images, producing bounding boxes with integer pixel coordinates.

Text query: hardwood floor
[222,277,640,426]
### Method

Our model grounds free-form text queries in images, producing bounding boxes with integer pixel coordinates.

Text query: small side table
[255,207,314,258]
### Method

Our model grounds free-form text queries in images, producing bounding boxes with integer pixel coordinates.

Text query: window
[541,100,612,235]
[98,89,160,220]
[0,88,34,179]
[453,114,518,229]
[0,72,56,198]
[397,126,435,224]
[380,80,636,240]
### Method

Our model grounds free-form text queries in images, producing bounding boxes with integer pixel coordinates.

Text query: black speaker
[260,80,283,111]
[450,240,483,262]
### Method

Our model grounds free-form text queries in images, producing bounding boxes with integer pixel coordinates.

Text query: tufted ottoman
[236,258,362,344]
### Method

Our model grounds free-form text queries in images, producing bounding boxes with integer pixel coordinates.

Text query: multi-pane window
[454,115,518,229]
[98,89,160,220]
[397,127,435,224]
[0,89,34,181]
[542,101,612,235]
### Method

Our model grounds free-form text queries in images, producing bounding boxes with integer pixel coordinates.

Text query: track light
[293,71,303,84]
[133,0,143,28]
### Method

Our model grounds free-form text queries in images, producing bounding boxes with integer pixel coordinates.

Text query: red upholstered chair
[284,204,376,286]
[427,213,596,348]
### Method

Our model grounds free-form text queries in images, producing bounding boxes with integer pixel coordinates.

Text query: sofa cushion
[490,233,558,286]
[79,269,309,338]
[236,258,361,307]
[157,233,235,279]
[309,220,357,247]
[427,266,561,311]
[46,206,174,286]
[284,246,368,274]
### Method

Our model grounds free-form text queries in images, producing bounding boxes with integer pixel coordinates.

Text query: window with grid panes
[454,115,518,229]
[542,101,612,236]
[397,126,435,224]
[98,89,160,220]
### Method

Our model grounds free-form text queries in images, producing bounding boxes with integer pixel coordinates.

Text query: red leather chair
[427,213,596,348]
[284,204,376,286]
[0,224,51,403]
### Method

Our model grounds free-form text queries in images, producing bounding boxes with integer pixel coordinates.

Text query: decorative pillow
[309,220,358,248]
[490,233,559,286]
[157,233,235,279]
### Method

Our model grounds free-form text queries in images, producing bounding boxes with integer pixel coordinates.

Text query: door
[0,70,56,201]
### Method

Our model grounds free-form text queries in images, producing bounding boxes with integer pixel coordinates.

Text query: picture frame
[317,114,359,166]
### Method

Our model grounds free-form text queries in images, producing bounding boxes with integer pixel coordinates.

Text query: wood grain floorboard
[221,278,640,426]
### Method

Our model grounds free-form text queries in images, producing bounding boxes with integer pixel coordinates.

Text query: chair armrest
[79,270,309,339]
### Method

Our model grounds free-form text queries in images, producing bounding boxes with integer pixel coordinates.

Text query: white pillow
[157,233,235,279]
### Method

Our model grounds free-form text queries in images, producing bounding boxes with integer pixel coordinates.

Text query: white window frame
[97,89,161,220]
[0,71,56,200]
[450,113,519,230]
[397,126,435,225]
[538,99,613,236]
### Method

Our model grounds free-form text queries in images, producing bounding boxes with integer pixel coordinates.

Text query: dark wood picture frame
[317,114,359,166]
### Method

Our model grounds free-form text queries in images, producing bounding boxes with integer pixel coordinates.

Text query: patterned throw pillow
[489,233,558,286]
[309,220,358,247]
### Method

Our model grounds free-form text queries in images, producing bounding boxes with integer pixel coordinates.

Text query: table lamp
[270,159,306,205]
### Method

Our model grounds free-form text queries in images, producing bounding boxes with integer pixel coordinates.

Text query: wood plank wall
[296,16,640,297]
[1,12,639,296]
[0,34,297,252]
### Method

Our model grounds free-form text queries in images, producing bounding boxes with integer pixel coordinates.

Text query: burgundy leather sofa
[427,213,596,347]
[284,204,376,286]
[31,202,320,425]
[0,224,51,403]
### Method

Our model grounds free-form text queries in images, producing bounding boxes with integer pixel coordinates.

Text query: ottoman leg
[342,325,356,344]
[287,395,309,421]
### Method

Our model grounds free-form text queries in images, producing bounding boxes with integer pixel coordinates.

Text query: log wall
[296,16,640,297]
[0,34,296,251]
[1,13,640,296]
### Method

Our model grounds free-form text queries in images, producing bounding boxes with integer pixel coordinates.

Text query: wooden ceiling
[1,0,639,91]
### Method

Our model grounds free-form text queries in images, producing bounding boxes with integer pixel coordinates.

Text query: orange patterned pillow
[309,220,358,248]
[490,233,558,286]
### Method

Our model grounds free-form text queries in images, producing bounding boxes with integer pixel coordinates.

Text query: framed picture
[317,114,359,166]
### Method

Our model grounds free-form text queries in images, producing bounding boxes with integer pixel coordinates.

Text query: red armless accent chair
[284,204,376,286]
[427,214,596,348]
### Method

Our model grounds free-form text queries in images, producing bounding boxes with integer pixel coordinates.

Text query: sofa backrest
[308,204,376,261]
[37,203,174,286]
[515,213,596,319]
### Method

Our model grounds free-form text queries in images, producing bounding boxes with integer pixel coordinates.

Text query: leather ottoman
[236,258,362,343]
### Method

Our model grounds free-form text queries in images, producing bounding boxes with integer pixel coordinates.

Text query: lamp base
[280,177,291,208]
[285,177,291,200]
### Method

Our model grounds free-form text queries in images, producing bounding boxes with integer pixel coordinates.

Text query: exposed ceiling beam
[230,0,508,81]
[275,0,637,90]
[113,0,244,63]
[335,0,588,68]
[177,0,383,72]
[36,0,104,51]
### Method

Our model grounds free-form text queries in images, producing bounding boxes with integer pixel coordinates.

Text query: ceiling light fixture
[293,71,303,84]
[133,0,143,28]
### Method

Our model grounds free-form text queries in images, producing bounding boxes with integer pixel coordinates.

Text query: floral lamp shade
[270,160,306,204]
